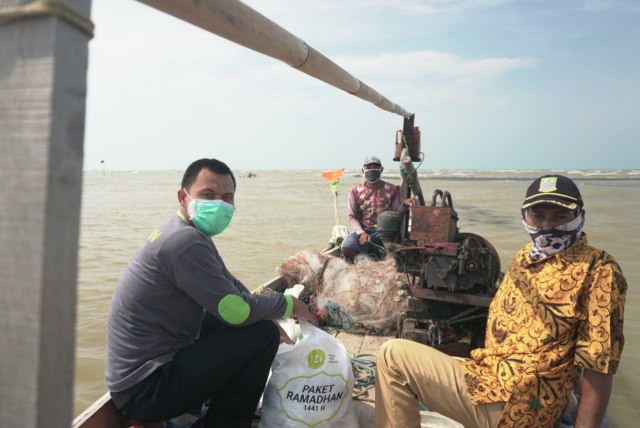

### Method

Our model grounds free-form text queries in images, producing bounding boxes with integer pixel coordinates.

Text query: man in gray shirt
[106,158,316,427]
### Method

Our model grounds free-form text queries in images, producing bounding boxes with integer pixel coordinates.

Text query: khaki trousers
[375,339,503,428]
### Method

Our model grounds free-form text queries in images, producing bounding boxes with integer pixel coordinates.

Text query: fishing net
[277,249,409,334]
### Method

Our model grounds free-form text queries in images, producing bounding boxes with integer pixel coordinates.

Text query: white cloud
[337,50,538,81]
[90,0,535,113]
[84,0,639,170]
[240,0,515,45]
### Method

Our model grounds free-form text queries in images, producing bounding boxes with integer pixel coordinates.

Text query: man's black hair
[181,158,236,190]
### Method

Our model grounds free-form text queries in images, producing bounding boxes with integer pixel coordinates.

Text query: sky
[85,0,640,171]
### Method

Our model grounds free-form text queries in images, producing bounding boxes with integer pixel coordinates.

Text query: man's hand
[358,232,370,246]
[402,198,414,207]
[291,296,318,326]
[274,321,294,344]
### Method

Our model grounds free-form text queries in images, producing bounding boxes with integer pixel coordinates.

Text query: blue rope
[323,300,355,329]
[320,300,387,336]
[351,355,376,394]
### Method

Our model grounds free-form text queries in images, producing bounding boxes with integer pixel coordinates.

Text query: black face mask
[364,168,382,183]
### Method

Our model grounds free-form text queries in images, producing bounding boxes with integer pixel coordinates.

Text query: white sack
[259,320,359,428]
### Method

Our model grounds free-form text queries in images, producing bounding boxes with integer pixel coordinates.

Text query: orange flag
[321,169,344,193]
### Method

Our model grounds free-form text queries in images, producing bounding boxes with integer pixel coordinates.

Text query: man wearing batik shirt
[375,175,626,428]
[341,155,413,260]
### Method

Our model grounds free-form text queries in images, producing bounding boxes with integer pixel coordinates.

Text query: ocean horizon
[85,168,640,180]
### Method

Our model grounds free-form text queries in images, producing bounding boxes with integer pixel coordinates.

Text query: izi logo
[307,349,326,369]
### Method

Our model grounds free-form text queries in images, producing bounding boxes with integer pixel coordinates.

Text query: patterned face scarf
[522,209,586,261]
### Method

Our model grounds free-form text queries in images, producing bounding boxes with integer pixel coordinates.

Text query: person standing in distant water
[105,158,317,428]
[341,155,413,261]
[375,175,627,428]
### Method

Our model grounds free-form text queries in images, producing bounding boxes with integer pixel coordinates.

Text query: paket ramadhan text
[284,384,344,404]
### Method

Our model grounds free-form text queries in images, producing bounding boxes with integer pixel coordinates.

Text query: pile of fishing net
[277,249,409,334]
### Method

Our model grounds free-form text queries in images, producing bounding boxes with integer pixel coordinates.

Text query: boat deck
[331,331,391,424]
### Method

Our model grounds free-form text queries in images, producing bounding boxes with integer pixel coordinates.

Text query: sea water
[74,169,640,426]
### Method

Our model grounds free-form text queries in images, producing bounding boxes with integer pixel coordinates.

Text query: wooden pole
[136,0,412,118]
[0,1,92,427]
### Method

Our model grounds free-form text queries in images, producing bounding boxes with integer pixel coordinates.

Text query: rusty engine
[380,115,501,356]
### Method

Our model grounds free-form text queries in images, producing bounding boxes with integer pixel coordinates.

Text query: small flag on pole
[321,169,344,194]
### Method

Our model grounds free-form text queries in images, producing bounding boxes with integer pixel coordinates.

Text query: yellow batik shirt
[460,234,626,427]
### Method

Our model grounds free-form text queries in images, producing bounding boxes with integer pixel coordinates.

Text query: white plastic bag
[278,284,305,342]
[259,319,359,428]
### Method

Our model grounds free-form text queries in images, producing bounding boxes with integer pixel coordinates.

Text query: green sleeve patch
[147,229,162,242]
[283,294,293,319]
[218,294,251,325]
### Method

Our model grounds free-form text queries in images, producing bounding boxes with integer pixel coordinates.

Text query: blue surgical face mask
[184,190,235,237]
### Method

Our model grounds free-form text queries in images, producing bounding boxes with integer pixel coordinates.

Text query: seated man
[105,158,316,428]
[341,155,412,260]
[375,175,626,428]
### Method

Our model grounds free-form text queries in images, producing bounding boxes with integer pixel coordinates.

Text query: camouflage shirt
[347,181,403,234]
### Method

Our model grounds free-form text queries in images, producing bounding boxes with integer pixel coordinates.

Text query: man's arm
[388,184,414,214]
[274,297,318,344]
[347,187,365,235]
[573,254,626,428]
[574,369,613,428]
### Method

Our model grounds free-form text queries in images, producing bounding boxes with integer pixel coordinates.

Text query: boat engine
[385,115,501,356]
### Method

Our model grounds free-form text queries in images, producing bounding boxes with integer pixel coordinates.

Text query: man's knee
[341,247,359,261]
[378,339,405,367]
[252,320,279,349]
[208,320,279,358]
[378,339,431,372]
[379,338,406,353]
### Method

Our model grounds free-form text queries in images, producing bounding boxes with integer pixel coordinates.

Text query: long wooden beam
[0,1,92,427]
[136,0,412,118]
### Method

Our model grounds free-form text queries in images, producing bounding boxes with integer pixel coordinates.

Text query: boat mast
[136,0,413,118]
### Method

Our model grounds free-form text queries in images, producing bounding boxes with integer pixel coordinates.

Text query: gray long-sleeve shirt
[105,214,290,392]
